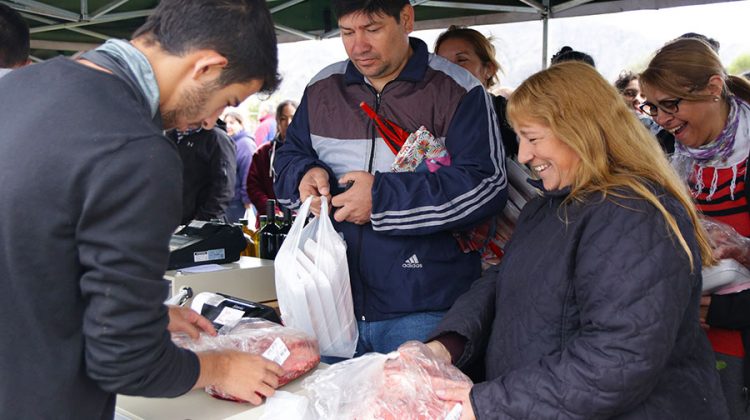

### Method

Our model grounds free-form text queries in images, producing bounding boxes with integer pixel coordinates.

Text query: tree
[728,53,750,75]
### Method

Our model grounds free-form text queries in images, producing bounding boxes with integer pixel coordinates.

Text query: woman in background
[641,37,750,419]
[223,111,256,222]
[435,26,517,158]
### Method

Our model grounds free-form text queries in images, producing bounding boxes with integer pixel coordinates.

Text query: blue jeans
[354,311,446,355]
[321,311,446,364]
[225,200,246,223]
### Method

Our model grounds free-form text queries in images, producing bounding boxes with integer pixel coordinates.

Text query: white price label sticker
[262,337,290,365]
[444,403,462,420]
[213,307,244,326]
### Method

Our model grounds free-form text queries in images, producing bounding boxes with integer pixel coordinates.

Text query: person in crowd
[0,3,31,78]
[0,1,284,417]
[640,37,750,420]
[254,103,278,147]
[614,70,675,154]
[679,31,720,53]
[434,25,517,158]
[169,127,237,224]
[223,110,256,222]
[550,45,595,67]
[274,0,507,355]
[247,100,297,221]
[425,61,727,419]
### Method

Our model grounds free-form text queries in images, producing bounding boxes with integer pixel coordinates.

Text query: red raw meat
[173,318,320,402]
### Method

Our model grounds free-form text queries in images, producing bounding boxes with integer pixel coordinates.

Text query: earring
[713,96,720,102]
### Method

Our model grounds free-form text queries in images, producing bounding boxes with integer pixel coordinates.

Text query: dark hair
[276,100,298,117]
[434,25,502,88]
[614,70,638,93]
[551,46,595,68]
[678,32,720,53]
[0,4,30,68]
[332,0,410,21]
[132,0,280,93]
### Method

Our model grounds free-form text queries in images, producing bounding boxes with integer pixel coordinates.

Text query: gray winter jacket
[431,181,728,419]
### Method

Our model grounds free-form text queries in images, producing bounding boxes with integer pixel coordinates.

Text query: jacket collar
[528,178,572,198]
[343,37,429,86]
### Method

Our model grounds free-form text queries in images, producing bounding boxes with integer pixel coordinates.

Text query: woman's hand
[434,378,476,420]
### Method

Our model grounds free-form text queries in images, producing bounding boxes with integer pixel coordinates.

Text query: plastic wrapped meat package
[700,216,750,294]
[303,341,472,420]
[172,318,320,402]
[701,216,750,268]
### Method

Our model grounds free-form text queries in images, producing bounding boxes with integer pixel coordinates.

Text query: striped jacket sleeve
[273,90,336,210]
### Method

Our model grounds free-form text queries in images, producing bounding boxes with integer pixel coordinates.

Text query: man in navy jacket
[274,0,507,355]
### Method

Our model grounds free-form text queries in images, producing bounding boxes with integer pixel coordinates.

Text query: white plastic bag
[274,196,358,358]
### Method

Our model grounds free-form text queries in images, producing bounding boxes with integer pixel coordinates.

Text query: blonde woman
[421,62,727,419]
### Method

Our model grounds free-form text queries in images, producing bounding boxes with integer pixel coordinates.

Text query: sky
[243,0,750,118]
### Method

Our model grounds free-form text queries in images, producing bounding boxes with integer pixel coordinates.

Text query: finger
[267,361,285,376]
[192,313,217,336]
[255,382,276,398]
[435,386,467,402]
[331,192,346,208]
[182,321,202,340]
[263,371,280,389]
[314,173,330,196]
[244,391,263,406]
[338,172,355,185]
[333,206,350,223]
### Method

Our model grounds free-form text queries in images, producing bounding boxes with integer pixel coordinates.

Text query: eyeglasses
[639,98,683,117]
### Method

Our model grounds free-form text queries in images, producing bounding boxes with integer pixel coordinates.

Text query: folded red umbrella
[360,101,410,155]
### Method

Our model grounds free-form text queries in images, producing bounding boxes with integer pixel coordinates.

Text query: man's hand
[196,351,284,405]
[167,305,216,339]
[331,171,374,224]
[299,167,331,216]
[434,378,476,420]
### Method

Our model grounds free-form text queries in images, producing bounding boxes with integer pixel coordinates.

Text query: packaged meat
[173,318,320,402]
[303,341,472,419]
[701,216,750,268]
[702,258,750,295]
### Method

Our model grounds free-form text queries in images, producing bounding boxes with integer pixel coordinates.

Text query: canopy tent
[4,0,741,62]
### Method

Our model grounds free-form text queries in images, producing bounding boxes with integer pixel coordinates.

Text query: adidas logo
[402,254,423,269]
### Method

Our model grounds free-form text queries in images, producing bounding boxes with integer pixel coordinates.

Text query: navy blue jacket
[274,38,507,321]
[432,182,728,419]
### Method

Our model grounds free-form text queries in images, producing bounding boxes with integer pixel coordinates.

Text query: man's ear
[191,50,229,83]
[401,5,415,34]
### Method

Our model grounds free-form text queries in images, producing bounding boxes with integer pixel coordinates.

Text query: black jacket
[170,127,237,225]
[432,181,728,419]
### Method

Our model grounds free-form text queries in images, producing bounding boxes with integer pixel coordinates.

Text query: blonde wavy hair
[506,61,715,268]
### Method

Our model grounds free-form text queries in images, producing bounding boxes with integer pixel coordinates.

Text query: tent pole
[542,0,549,69]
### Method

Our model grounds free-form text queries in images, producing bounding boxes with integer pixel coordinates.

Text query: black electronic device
[195,292,282,330]
[168,221,247,270]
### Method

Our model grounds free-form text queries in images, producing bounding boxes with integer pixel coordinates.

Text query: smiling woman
[425,61,725,419]
[641,37,750,420]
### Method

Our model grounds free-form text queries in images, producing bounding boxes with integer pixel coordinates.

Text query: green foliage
[728,53,750,75]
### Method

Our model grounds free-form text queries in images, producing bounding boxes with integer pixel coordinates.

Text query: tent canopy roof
[4,0,738,61]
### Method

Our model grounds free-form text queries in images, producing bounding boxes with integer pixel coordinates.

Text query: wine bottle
[259,200,281,259]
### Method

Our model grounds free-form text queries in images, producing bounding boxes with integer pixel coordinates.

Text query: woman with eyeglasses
[641,37,750,419]
[614,70,675,154]
[421,62,726,419]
